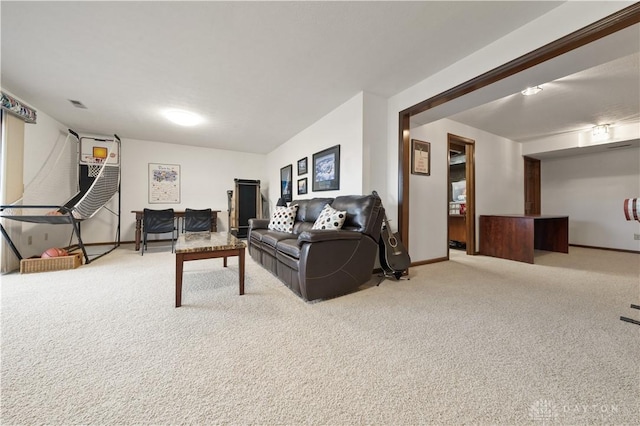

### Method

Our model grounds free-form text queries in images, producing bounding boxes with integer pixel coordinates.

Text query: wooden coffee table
[175,232,246,307]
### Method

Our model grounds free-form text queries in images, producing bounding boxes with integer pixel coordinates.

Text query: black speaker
[230,179,261,238]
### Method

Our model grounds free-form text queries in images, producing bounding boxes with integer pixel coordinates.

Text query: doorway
[447,134,475,256]
[396,5,638,253]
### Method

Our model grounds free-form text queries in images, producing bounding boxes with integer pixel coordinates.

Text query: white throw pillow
[268,205,298,233]
[312,204,346,230]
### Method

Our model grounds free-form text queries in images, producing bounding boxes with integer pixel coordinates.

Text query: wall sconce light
[592,124,610,137]
[521,86,542,96]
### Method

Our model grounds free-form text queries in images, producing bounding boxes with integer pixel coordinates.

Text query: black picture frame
[280,164,293,202]
[312,145,340,192]
[297,178,308,195]
[411,139,431,176]
[297,157,308,175]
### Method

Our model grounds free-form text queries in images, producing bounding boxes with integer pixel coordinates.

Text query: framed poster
[297,178,308,195]
[280,164,293,202]
[411,139,430,176]
[297,157,308,175]
[149,163,181,203]
[312,145,340,191]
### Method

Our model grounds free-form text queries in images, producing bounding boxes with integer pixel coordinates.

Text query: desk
[175,232,246,307]
[479,215,568,264]
[131,210,220,251]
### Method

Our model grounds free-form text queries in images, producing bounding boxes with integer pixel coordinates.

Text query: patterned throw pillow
[268,205,298,233]
[312,204,347,230]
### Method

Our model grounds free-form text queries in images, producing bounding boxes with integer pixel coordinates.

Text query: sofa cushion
[292,198,334,223]
[277,238,301,259]
[262,231,296,250]
[250,228,270,243]
[268,205,298,233]
[331,195,383,237]
[312,204,347,230]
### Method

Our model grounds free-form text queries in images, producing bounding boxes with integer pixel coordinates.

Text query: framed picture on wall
[280,164,293,202]
[297,178,308,195]
[411,139,430,176]
[297,157,308,175]
[312,145,340,191]
[148,163,181,203]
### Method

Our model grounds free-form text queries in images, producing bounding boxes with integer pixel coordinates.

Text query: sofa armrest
[249,218,270,229]
[297,229,362,245]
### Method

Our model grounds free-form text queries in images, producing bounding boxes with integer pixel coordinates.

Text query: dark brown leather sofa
[248,195,384,301]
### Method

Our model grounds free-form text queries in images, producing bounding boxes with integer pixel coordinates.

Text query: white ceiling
[1,1,565,154]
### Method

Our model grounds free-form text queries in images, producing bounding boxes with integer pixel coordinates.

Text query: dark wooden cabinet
[479,215,568,263]
[229,179,262,238]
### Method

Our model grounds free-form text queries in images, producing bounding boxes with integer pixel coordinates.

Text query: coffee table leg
[239,248,245,295]
[224,257,227,267]
[176,254,184,307]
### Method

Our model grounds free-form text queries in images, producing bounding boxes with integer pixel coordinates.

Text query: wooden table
[479,215,568,264]
[175,232,246,307]
[131,210,220,251]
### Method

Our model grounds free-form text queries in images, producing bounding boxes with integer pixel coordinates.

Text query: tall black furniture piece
[142,208,176,255]
[183,208,212,233]
[229,179,262,238]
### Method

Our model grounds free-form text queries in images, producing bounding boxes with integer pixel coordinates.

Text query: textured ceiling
[1,1,563,153]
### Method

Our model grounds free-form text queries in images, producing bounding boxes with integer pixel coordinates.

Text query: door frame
[447,134,476,255]
[397,5,640,248]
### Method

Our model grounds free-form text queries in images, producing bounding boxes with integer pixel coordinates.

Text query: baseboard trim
[83,239,169,247]
[570,244,639,254]
[410,256,448,267]
[81,241,131,247]
[372,257,448,275]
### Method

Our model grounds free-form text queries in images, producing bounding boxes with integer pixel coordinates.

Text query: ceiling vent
[69,99,87,109]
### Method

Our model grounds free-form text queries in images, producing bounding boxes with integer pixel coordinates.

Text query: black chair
[183,208,212,233]
[142,208,176,255]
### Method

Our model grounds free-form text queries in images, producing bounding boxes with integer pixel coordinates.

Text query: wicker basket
[20,252,83,274]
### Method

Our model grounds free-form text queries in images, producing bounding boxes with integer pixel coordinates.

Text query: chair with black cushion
[142,208,176,255]
[183,208,212,233]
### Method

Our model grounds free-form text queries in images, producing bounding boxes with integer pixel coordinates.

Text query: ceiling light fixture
[521,86,542,96]
[163,109,203,126]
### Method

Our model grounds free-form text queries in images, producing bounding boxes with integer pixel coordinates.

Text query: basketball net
[88,163,103,178]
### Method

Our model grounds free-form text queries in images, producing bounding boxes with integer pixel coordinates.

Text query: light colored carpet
[1,245,638,425]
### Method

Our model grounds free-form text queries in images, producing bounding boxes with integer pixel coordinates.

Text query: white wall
[542,147,640,251]
[23,111,68,184]
[409,119,523,261]
[118,138,267,243]
[362,92,388,197]
[266,92,365,210]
